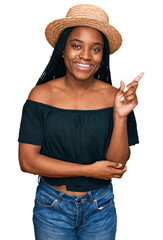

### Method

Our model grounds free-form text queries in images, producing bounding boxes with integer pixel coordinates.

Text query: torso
[28,76,118,196]
[53,185,87,196]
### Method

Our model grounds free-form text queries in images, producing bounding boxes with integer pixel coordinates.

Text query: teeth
[76,63,91,67]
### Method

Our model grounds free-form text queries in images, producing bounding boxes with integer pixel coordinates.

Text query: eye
[72,44,81,50]
[92,47,101,52]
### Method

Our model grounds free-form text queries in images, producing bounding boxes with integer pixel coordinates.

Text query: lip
[74,62,93,70]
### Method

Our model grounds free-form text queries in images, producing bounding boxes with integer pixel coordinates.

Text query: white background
[1,0,163,239]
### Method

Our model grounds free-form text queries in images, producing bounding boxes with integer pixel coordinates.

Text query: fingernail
[123,87,128,93]
[140,72,145,77]
[118,163,122,167]
[120,96,125,102]
[120,79,124,85]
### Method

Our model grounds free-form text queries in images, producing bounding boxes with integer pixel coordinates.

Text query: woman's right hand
[88,160,127,180]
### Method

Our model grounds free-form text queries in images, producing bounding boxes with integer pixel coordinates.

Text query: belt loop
[38,175,41,184]
[58,192,64,202]
[88,191,94,203]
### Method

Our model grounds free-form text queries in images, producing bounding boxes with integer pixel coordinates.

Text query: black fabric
[18,99,139,191]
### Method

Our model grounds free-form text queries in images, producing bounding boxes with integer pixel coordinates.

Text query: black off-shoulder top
[18,99,139,192]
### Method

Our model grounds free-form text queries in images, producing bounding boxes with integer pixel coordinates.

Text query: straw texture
[45,4,122,54]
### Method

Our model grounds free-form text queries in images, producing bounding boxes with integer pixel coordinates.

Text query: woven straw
[45,4,122,54]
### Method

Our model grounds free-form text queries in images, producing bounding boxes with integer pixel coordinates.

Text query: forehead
[67,26,104,43]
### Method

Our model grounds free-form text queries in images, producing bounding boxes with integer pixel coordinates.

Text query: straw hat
[45,4,122,54]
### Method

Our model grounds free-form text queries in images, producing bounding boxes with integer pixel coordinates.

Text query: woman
[18,4,143,240]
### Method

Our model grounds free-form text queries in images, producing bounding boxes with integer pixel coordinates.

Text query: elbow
[127,148,131,161]
[120,148,131,167]
[19,156,30,173]
[18,155,35,174]
[120,148,131,168]
[106,147,131,167]
[18,143,41,174]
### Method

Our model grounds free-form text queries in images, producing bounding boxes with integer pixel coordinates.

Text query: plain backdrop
[1,0,163,239]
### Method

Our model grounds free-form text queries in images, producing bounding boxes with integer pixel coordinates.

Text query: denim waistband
[38,177,112,204]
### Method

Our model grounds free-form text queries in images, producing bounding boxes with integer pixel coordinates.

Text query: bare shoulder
[28,83,50,102]
[28,77,64,102]
[94,79,118,106]
[95,79,118,95]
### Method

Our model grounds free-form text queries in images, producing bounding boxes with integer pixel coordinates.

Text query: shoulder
[28,83,50,102]
[94,79,119,106]
[28,77,64,102]
[95,79,118,95]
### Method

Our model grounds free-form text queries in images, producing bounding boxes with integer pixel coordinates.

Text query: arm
[19,142,127,180]
[106,114,130,168]
[106,72,144,167]
[19,143,89,178]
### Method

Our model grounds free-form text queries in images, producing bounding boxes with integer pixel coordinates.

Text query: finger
[126,92,137,100]
[111,174,123,179]
[121,89,137,104]
[126,96,138,105]
[127,81,139,90]
[127,72,144,89]
[133,72,144,82]
[131,98,138,106]
[111,173,125,179]
[124,93,137,102]
[106,161,123,169]
[128,97,138,106]
[118,80,125,95]
[111,166,127,175]
[119,81,126,102]
[124,87,136,97]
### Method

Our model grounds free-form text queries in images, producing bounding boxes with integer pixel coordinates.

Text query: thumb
[119,80,125,93]
[107,160,123,169]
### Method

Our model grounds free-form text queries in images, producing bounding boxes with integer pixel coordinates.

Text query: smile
[74,63,93,70]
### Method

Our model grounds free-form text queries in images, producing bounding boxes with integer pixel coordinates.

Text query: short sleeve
[127,110,139,146]
[18,100,43,145]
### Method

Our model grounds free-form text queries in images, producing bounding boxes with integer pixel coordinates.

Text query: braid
[94,33,112,85]
[36,27,112,86]
[36,27,74,86]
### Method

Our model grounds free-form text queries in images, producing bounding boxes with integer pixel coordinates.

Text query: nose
[79,47,92,60]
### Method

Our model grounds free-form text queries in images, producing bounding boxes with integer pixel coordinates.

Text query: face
[63,26,104,82]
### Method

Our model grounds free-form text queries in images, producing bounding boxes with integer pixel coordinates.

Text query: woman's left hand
[114,72,144,118]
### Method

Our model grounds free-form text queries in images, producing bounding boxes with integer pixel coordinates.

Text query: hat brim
[45,18,122,54]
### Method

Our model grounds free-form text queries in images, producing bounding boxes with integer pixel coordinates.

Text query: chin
[75,75,93,81]
[73,70,96,81]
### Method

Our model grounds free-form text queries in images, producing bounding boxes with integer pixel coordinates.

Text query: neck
[64,74,96,93]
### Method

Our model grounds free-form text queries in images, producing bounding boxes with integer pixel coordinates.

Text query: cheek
[64,46,78,58]
[69,52,78,59]
[64,51,78,67]
[94,54,103,66]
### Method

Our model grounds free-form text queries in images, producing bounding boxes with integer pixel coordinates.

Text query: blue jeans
[33,177,117,240]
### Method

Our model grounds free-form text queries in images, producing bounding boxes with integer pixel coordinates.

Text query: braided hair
[36,27,112,86]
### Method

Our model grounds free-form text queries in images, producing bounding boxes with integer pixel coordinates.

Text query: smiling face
[63,26,104,82]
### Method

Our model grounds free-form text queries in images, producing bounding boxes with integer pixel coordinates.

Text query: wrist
[113,111,127,121]
[80,164,92,178]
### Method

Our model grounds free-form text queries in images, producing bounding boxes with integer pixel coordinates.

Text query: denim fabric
[33,177,117,240]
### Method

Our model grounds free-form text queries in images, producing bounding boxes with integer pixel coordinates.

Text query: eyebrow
[69,38,103,46]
